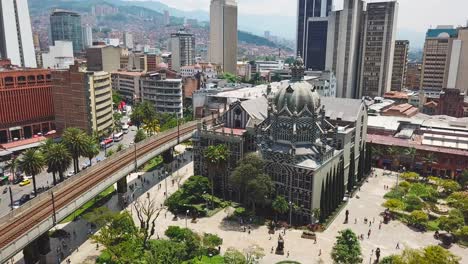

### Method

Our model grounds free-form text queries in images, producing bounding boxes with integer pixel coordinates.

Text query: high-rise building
[164,10,170,26]
[140,73,183,116]
[420,26,458,90]
[358,1,398,98]
[0,0,37,67]
[52,63,114,136]
[446,27,468,93]
[296,0,332,71]
[170,29,195,72]
[0,60,54,143]
[391,40,409,91]
[83,25,93,48]
[406,62,421,90]
[209,0,238,74]
[327,0,365,98]
[123,32,134,50]
[50,10,83,53]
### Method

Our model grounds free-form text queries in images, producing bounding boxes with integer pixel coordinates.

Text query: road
[0,116,137,218]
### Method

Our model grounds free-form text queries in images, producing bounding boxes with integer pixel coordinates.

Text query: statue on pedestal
[275,234,285,255]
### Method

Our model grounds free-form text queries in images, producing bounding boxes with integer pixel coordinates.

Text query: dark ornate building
[194,57,369,224]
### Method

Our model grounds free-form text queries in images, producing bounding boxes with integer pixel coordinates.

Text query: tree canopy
[331,229,362,264]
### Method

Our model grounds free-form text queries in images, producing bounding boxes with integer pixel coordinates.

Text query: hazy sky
[145,0,468,33]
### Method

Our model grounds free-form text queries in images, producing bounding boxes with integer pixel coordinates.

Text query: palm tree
[387,146,400,170]
[404,147,417,170]
[19,149,45,196]
[83,136,100,166]
[62,128,88,173]
[113,112,123,132]
[45,143,72,184]
[371,146,383,160]
[142,118,160,136]
[204,144,230,201]
[7,156,19,180]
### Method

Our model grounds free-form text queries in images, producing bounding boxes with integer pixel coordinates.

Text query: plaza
[15,154,465,264]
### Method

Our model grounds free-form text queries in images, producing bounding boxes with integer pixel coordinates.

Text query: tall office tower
[123,32,134,50]
[296,0,332,70]
[391,40,409,91]
[327,0,364,98]
[420,26,458,90]
[0,0,37,67]
[170,29,195,72]
[50,10,83,54]
[164,10,170,25]
[83,25,93,48]
[358,1,398,98]
[446,27,468,93]
[209,0,238,74]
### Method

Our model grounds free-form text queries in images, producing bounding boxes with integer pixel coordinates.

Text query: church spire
[290,54,305,82]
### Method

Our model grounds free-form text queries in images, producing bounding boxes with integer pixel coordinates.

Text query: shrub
[427,220,440,231]
[403,195,424,212]
[408,210,429,227]
[400,172,420,182]
[455,226,468,245]
[408,183,438,202]
[383,199,405,210]
[399,181,411,189]
[384,188,407,200]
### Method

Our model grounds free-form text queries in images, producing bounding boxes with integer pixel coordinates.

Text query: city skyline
[135,0,468,34]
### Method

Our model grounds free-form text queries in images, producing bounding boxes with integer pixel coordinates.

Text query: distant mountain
[122,0,296,39]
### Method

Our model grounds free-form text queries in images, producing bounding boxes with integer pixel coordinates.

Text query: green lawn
[183,255,224,264]
[142,155,163,172]
[60,186,115,223]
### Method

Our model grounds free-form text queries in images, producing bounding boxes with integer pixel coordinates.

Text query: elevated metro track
[0,118,211,262]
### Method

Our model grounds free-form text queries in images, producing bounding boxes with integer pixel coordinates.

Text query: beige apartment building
[111,71,143,103]
[391,40,409,91]
[209,0,238,74]
[86,45,121,72]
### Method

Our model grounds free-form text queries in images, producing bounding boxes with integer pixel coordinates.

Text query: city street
[0,118,137,218]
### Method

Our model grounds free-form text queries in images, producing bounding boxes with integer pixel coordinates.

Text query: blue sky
[131,0,468,33]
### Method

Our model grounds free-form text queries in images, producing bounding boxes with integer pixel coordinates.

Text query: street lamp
[134,143,137,172]
[51,191,57,226]
[185,209,189,228]
[289,201,292,226]
[8,187,13,211]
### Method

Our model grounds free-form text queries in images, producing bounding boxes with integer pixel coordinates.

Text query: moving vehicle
[113,132,124,142]
[13,177,22,184]
[81,161,91,170]
[122,125,129,134]
[23,175,33,180]
[12,194,30,209]
[100,138,114,149]
[19,179,31,186]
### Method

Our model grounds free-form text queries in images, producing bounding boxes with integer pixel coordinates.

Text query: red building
[0,60,55,143]
[437,88,467,117]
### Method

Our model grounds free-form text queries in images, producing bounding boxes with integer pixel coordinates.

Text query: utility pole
[9,187,13,211]
[51,191,57,225]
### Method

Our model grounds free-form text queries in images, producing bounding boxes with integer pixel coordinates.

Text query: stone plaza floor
[12,161,467,264]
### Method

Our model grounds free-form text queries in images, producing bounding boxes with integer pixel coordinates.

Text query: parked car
[67,171,75,177]
[81,161,91,170]
[13,177,23,185]
[23,175,33,180]
[19,179,31,186]
[12,194,30,209]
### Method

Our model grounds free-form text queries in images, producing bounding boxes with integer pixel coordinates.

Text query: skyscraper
[209,0,238,74]
[420,26,458,90]
[170,29,195,72]
[391,40,409,91]
[123,32,134,50]
[358,1,398,98]
[296,0,332,70]
[327,0,365,98]
[0,0,37,67]
[50,10,83,53]
[83,25,93,48]
[446,27,468,93]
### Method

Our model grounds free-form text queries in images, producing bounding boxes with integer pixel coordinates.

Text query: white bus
[113,132,124,142]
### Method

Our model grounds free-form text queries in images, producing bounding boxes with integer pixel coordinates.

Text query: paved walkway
[11,166,467,264]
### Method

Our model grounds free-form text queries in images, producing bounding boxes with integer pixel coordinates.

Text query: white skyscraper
[83,25,93,48]
[0,0,37,67]
[209,0,238,74]
[123,32,134,50]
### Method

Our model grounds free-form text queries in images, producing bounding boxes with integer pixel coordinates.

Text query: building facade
[406,62,421,90]
[52,64,113,136]
[86,46,121,72]
[50,10,83,53]
[83,25,93,48]
[123,32,134,50]
[296,0,332,71]
[358,1,398,98]
[0,0,37,68]
[391,40,409,91]
[42,41,74,70]
[170,29,195,72]
[0,63,54,143]
[111,71,143,103]
[140,72,183,115]
[327,0,365,98]
[438,88,466,118]
[209,0,238,74]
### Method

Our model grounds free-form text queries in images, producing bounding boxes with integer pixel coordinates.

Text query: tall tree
[83,136,100,166]
[272,195,289,221]
[423,153,438,175]
[331,229,362,264]
[19,149,45,196]
[404,147,417,170]
[142,118,160,136]
[62,128,88,173]
[44,143,72,184]
[133,197,163,249]
[204,144,230,200]
[134,129,147,143]
[246,173,273,213]
[387,147,400,170]
[231,153,264,203]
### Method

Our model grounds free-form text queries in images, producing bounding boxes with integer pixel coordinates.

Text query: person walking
[368,229,371,239]
[396,242,400,249]
[376,248,381,262]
